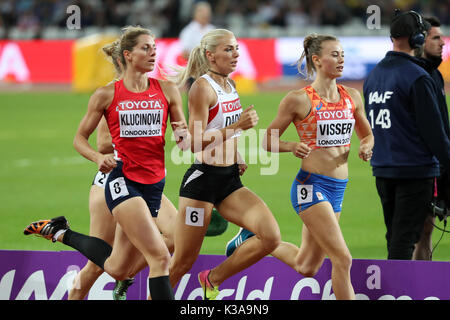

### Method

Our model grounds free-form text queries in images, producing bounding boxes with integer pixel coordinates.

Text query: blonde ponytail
[172,45,210,87]
[171,29,235,87]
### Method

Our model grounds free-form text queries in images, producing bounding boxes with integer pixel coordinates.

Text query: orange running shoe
[23,216,69,242]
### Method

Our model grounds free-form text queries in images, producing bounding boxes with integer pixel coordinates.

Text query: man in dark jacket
[363,10,450,260]
[413,16,449,260]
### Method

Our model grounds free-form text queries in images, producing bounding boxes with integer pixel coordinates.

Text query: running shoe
[23,216,69,242]
[225,227,255,257]
[198,269,219,300]
[112,278,135,300]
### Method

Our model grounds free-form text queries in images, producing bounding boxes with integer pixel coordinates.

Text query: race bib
[222,98,242,137]
[119,109,163,137]
[316,119,355,147]
[297,185,313,204]
[93,171,110,188]
[185,206,205,227]
[315,103,355,147]
[109,177,129,200]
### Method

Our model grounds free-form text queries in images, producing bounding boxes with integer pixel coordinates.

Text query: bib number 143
[368,109,391,129]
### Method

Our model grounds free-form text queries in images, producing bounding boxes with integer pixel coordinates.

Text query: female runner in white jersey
[263,34,374,299]
[169,29,281,300]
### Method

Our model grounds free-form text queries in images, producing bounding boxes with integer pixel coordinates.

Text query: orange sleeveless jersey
[294,85,356,149]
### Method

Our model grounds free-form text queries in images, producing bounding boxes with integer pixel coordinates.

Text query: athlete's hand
[238,163,248,176]
[236,105,258,131]
[358,144,373,162]
[97,153,116,173]
[291,142,311,159]
[172,121,189,141]
[172,121,191,150]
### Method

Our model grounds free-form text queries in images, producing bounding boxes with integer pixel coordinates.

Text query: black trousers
[375,177,434,260]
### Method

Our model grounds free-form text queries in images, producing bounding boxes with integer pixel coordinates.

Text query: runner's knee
[259,225,281,253]
[83,261,104,277]
[106,263,129,281]
[149,250,171,272]
[329,250,352,272]
[297,263,321,278]
[170,253,196,276]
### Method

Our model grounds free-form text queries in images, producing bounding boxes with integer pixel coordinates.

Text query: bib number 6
[185,206,205,227]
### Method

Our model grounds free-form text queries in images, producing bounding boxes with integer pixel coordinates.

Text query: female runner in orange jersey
[264,34,374,300]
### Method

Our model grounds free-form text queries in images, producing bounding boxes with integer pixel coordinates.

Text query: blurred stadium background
[1,0,449,261]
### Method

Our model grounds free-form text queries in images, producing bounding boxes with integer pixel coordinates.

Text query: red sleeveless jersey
[105,78,169,184]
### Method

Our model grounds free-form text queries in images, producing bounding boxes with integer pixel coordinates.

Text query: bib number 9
[297,185,313,204]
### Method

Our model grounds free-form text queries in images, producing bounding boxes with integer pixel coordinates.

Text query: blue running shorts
[105,161,165,217]
[290,169,348,214]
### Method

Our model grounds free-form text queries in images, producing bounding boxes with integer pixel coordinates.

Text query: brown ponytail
[297,33,338,79]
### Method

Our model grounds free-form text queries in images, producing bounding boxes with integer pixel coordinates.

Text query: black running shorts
[179,163,243,204]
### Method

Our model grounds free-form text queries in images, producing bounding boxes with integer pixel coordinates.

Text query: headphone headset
[392,9,426,49]
[407,10,426,49]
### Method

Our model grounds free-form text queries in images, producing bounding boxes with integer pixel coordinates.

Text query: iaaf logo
[0,267,119,300]
[117,99,165,111]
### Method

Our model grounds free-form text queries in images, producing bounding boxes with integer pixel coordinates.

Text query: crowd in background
[0,0,449,39]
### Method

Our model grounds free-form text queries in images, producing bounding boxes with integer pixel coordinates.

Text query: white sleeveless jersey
[201,74,242,137]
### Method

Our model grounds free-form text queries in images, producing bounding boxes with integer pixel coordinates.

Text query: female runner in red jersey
[68,39,178,301]
[24,26,189,300]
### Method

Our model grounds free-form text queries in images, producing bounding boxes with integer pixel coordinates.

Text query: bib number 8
[109,177,129,200]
